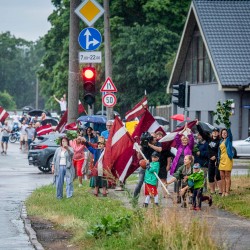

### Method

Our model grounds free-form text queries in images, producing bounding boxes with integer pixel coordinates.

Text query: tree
[0,32,45,108]
[0,91,16,110]
[38,0,191,115]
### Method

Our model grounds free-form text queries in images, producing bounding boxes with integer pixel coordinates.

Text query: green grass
[213,175,250,218]
[26,181,219,250]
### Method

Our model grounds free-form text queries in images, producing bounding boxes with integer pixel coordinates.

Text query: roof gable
[193,0,250,86]
[168,0,250,90]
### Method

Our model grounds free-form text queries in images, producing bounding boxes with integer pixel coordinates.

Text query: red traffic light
[82,67,95,81]
[82,66,96,106]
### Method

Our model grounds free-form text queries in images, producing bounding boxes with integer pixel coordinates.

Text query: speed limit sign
[102,93,117,107]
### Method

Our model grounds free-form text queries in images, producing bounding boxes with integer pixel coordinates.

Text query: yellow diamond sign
[75,0,104,26]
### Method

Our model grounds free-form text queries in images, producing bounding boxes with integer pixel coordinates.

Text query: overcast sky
[0,0,55,41]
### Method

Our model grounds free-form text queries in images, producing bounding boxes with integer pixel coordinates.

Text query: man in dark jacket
[196,122,222,195]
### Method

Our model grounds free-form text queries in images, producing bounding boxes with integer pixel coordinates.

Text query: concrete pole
[35,77,39,109]
[104,0,113,120]
[68,0,80,124]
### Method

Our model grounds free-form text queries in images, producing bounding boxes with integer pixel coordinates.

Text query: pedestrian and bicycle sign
[78,27,102,51]
[102,93,117,107]
[75,0,104,27]
[100,77,117,92]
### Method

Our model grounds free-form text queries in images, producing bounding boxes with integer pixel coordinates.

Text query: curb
[21,203,44,250]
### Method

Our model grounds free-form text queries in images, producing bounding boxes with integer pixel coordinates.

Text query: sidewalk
[109,182,250,250]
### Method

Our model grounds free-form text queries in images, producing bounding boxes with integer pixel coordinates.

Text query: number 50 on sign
[102,93,117,107]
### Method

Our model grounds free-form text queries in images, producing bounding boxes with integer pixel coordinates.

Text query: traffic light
[172,83,190,108]
[82,66,96,106]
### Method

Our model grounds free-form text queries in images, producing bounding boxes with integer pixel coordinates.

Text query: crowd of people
[1,112,234,210]
[132,120,234,209]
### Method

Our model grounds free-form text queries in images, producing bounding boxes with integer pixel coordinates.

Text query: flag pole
[134,143,170,195]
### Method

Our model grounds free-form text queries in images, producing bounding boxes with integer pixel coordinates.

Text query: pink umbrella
[170,114,189,122]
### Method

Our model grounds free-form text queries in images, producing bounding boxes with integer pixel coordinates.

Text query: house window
[179,26,216,84]
[208,111,214,125]
[196,111,201,120]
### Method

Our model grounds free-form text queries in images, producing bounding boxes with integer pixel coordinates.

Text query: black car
[28,133,64,173]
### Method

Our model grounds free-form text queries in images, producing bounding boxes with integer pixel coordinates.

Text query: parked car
[233,137,250,158]
[28,133,64,173]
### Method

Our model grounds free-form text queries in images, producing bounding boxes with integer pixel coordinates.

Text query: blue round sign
[78,27,102,51]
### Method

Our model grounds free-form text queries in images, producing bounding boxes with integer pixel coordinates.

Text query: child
[83,136,107,197]
[144,151,160,207]
[186,163,204,210]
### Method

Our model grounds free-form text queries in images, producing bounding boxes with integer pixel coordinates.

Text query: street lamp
[35,64,44,109]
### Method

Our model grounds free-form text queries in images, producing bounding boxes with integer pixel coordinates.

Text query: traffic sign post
[74,0,104,27]
[100,77,117,92]
[102,93,117,107]
[78,27,102,51]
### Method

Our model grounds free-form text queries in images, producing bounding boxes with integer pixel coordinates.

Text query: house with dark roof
[167,0,250,140]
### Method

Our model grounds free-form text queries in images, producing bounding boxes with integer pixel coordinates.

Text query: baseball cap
[193,163,201,169]
[151,151,160,158]
[213,127,220,132]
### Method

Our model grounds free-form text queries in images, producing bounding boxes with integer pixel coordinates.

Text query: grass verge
[26,181,219,250]
[212,174,250,218]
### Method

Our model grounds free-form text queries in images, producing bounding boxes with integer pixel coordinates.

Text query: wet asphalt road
[0,143,52,250]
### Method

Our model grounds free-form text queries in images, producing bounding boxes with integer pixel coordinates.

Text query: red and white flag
[36,124,53,136]
[56,102,85,133]
[132,109,165,140]
[64,122,78,131]
[159,120,197,149]
[115,110,166,182]
[101,116,136,181]
[0,106,9,123]
[125,96,148,122]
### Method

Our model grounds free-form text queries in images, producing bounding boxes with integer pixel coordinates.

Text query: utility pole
[104,0,113,120]
[68,0,80,124]
[184,81,189,119]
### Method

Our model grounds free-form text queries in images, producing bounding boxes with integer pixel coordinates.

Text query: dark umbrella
[77,115,107,124]
[154,116,169,126]
[41,118,59,126]
[28,109,51,117]
[176,120,215,133]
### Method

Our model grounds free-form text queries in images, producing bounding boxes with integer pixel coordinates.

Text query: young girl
[144,151,160,207]
[167,155,193,206]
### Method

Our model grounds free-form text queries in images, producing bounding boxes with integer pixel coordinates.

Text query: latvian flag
[36,124,53,136]
[125,96,148,122]
[0,106,9,123]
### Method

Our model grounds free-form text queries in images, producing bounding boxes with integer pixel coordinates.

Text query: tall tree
[38,0,191,115]
[0,32,45,109]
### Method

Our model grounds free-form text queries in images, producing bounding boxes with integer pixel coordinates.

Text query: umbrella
[154,116,169,126]
[77,115,107,124]
[28,109,51,117]
[176,120,215,133]
[41,118,59,126]
[170,114,190,122]
[95,110,120,116]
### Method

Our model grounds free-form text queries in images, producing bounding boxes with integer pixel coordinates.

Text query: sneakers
[190,206,196,210]
[208,196,213,206]
[1,151,4,155]
[143,203,149,208]
[195,207,201,211]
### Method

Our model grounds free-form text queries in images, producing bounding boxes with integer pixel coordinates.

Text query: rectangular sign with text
[79,51,102,63]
